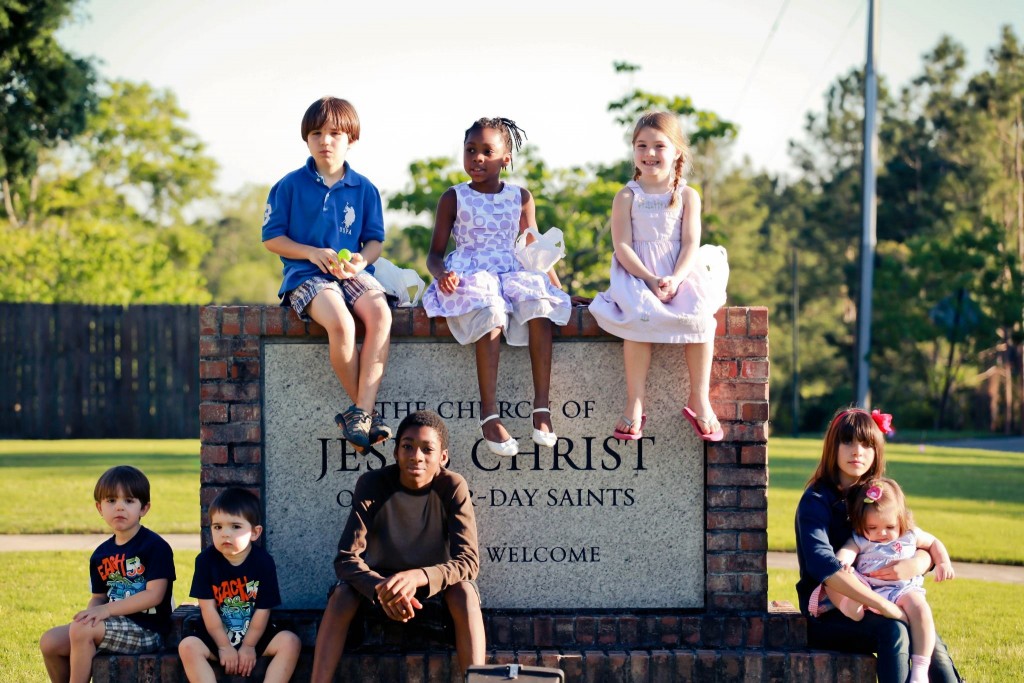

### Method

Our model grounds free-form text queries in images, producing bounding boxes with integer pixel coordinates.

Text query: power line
[765,0,867,172]
[731,0,792,118]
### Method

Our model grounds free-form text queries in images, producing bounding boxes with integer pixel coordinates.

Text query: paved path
[0,534,201,552]
[767,552,1024,585]
[926,436,1024,453]
[1,535,1020,585]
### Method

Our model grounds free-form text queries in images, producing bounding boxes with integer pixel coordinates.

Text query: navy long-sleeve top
[794,482,850,615]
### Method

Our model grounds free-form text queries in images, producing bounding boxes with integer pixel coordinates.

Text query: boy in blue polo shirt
[263,96,393,451]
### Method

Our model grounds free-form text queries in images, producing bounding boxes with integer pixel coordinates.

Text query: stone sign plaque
[263,339,705,610]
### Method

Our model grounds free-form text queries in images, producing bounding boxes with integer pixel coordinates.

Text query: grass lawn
[768,569,1023,682]
[0,550,198,683]
[1,437,1021,681]
[0,440,200,534]
[767,437,1024,565]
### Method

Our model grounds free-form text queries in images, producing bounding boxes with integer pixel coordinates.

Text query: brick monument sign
[84,303,875,681]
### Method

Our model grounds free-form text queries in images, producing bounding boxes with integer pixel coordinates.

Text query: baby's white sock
[909,654,930,683]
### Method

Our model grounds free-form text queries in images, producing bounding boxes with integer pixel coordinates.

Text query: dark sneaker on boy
[335,405,372,451]
[369,410,392,445]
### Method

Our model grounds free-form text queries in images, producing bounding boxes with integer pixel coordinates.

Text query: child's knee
[325,583,360,617]
[68,618,102,645]
[177,635,209,660]
[270,630,302,658]
[443,581,480,612]
[40,625,69,655]
[320,312,356,339]
[900,593,932,620]
[356,291,392,324]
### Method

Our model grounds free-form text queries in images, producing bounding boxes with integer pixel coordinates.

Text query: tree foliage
[1,0,97,224]
[780,28,1023,432]
[199,183,282,304]
[0,79,217,303]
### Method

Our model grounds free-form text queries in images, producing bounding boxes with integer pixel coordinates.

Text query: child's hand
[310,247,340,275]
[437,270,460,295]
[335,252,366,279]
[934,562,955,582]
[237,645,257,676]
[72,604,110,627]
[658,275,681,300]
[644,276,664,299]
[375,571,425,622]
[218,645,239,675]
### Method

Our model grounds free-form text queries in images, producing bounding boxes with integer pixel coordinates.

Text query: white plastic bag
[371,257,425,307]
[514,227,565,273]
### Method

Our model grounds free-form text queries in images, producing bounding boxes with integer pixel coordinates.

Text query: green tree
[0,80,218,304]
[1,0,97,225]
[200,183,282,304]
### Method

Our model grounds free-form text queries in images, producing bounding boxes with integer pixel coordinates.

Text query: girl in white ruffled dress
[589,112,729,442]
[422,118,571,456]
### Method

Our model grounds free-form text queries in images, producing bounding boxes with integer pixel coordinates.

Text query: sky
[58,0,1023,215]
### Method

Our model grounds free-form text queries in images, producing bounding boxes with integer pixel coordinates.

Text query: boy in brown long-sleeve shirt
[311,410,485,681]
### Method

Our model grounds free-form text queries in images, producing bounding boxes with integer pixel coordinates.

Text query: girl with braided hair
[422,117,571,457]
[589,112,729,442]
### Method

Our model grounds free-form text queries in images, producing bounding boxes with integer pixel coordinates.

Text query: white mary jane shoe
[531,407,558,448]
[480,414,519,457]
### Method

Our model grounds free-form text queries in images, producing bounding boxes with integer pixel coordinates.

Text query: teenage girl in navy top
[794,408,961,682]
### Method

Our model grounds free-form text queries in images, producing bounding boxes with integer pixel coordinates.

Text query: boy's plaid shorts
[284,273,385,322]
[97,615,162,654]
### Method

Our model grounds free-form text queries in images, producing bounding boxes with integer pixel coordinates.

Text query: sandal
[682,406,724,442]
[335,405,372,451]
[613,414,647,441]
[480,414,519,457]
[369,410,392,445]
[531,407,557,448]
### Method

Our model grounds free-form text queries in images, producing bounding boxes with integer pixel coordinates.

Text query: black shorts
[329,579,481,644]
[184,614,280,657]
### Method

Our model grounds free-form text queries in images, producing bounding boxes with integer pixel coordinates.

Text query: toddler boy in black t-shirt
[40,465,175,683]
[179,488,300,682]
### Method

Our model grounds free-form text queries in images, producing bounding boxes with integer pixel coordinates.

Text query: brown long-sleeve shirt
[334,464,479,601]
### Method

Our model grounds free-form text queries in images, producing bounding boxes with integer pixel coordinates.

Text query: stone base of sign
[88,304,876,682]
[92,603,876,682]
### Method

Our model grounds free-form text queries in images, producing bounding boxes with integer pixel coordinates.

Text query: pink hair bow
[870,409,894,436]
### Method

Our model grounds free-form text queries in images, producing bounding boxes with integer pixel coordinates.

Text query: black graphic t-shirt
[189,545,282,646]
[89,526,175,636]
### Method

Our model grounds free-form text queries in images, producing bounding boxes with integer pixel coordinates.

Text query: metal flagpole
[856,0,879,409]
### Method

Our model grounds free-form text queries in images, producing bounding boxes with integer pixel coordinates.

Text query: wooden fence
[0,303,199,439]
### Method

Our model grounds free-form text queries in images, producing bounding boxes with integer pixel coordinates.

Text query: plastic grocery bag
[372,257,425,307]
[514,227,565,273]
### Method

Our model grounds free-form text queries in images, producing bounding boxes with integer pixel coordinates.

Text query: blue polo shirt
[262,158,386,297]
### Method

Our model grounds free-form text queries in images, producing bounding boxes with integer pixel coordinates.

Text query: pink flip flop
[613,414,647,441]
[682,407,724,442]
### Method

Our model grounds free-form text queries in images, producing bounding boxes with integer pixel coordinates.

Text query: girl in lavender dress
[589,112,729,442]
[422,118,571,457]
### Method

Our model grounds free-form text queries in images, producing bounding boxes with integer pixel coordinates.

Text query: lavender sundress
[422,182,571,346]
[589,180,728,344]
